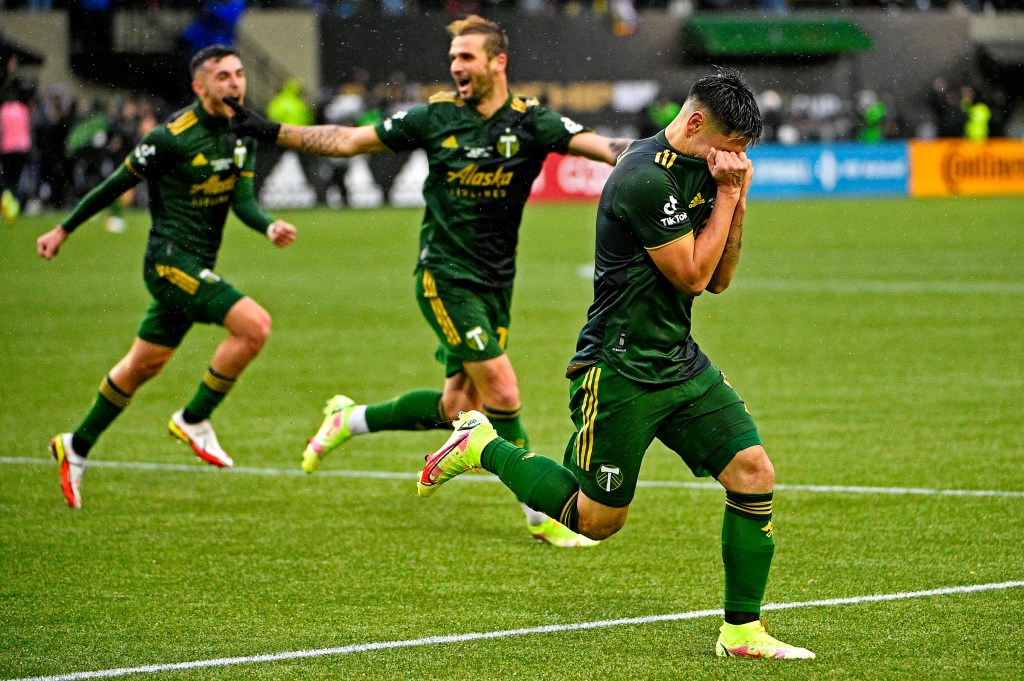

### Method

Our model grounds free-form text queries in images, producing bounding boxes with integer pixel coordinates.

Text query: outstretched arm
[37,163,141,260]
[566,132,632,166]
[277,123,388,158]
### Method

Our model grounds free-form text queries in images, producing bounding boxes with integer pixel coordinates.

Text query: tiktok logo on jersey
[134,144,156,167]
[660,195,688,226]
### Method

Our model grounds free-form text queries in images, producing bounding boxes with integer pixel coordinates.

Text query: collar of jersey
[192,100,230,130]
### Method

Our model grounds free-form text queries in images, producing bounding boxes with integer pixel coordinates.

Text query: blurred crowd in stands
[2,47,1020,222]
[2,0,1024,12]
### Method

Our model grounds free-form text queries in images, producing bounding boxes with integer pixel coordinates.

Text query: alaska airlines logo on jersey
[190,175,237,195]
[447,164,514,187]
[134,144,156,167]
[497,132,520,159]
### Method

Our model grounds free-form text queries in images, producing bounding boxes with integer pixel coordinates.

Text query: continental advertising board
[909,139,1024,197]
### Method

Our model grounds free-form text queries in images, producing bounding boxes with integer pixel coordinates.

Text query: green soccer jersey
[568,131,721,385]
[375,92,589,289]
[61,101,272,269]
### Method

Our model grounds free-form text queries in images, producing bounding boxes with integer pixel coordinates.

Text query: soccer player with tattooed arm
[36,45,297,509]
[226,15,630,547]
[416,69,817,659]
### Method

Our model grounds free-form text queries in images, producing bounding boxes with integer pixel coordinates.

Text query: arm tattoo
[280,126,349,157]
[609,138,632,160]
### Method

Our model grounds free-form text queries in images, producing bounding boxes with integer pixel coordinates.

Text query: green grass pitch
[1,196,1022,680]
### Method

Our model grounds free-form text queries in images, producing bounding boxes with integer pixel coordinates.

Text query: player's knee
[137,355,169,380]
[578,514,625,541]
[483,382,520,411]
[243,311,272,351]
[721,446,775,493]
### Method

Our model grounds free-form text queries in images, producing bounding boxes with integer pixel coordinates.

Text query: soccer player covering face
[227,15,629,547]
[37,46,297,509]
[417,69,816,659]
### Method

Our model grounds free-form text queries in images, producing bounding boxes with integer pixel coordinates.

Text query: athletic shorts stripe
[421,270,461,347]
[575,366,601,471]
[156,264,200,295]
[559,489,579,527]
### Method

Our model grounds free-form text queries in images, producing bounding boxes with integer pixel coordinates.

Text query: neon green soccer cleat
[302,395,356,473]
[716,620,815,659]
[527,517,601,548]
[418,411,497,498]
[1,190,20,224]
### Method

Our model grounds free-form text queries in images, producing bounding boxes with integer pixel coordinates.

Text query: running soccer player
[36,45,297,509]
[227,15,628,547]
[417,69,816,659]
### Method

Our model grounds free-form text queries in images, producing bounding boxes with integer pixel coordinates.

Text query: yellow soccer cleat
[716,620,815,659]
[527,517,601,548]
[418,411,496,497]
[302,395,356,473]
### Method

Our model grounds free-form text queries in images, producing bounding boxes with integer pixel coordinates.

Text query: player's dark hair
[447,14,509,60]
[189,45,241,78]
[687,68,763,147]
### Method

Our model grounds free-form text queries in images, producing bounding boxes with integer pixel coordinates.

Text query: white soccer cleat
[168,409,234,467]
[50,433,86,509]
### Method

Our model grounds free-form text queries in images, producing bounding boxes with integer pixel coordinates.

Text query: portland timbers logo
[597,464,623,492]
[497,130,520,159]
[233,140,247,169]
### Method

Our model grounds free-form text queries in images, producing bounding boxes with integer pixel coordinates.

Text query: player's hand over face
[37,226,69,260]
[706,148,749,195]
[267,220,296,248]
[223,97,282,143]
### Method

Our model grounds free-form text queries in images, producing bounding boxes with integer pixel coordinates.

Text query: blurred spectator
[756,89,783,142]
[928,77,966,138]
[267,78,314,126]
[642,96,681,137]
[0,76,33,224]
[961,88,991,141]
[180,0,247,53]
[856,89,886,143]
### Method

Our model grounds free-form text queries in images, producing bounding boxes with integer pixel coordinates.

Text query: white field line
[2,457,1023,498]
[7,580,1024,681]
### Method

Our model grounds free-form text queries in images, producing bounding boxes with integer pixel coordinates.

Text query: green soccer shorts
[415,268,511,377]
[137,256,245,348]
[562,362,761,507]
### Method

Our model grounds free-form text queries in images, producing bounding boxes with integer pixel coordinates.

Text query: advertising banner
[747,142,909,198]
[910,139,1024,197]
[529,153,614,202]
